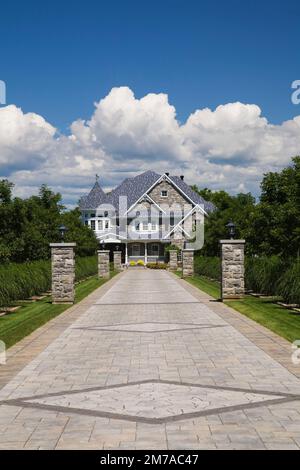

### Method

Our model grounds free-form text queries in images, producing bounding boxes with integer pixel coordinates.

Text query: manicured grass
[175,271,221,299]
[179,273,300,344]
[0,274,116,349]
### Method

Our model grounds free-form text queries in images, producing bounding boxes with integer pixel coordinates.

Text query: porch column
[125,243,128,264]
[145,242,148,264]
[50,243,76,304]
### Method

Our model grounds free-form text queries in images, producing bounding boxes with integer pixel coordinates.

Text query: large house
[79,171,215,263]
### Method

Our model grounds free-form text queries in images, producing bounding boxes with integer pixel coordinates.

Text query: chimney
[180,175,184,181]
[165,172,169,176]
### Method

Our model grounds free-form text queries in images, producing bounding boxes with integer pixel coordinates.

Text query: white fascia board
[100,232,127,240]
[124,174,163,215]
[163,204,203,239]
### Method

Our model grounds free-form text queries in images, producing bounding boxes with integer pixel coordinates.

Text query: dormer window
[161,190,168,197]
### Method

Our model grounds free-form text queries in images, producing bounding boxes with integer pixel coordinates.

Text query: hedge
[194,254,300,305]
[0,255,98,308]
[194,256,220,280]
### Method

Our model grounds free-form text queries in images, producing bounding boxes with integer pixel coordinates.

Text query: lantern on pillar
[226,220,236,239]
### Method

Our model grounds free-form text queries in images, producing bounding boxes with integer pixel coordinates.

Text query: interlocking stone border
[1,378,299,425]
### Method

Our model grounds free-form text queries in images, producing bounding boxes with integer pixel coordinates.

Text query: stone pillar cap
[219,239,245,244]
[50,243,76,247]
[97,250,110,253]
[182,248,194,251]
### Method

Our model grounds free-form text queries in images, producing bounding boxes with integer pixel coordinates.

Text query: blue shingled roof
[79,171,215,214]
[79,181,106,210]
[169,176,216,213]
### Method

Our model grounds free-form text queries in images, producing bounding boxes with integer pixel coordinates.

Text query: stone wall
[169,250,178,270]
[182,249,194,276]
[148,179,190,207]
[113,251,122,271]
[50,243,76,304]
[98,250,110,278]
[220,240,245,299]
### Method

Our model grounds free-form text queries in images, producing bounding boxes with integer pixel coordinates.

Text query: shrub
[194,256,220,280]
[137,259,145,266]
[0,260,51,308]
[0,256,98,308]
[245,256,286,295]
[147,262,168,269]
[75,255,98,281]
[129,261,136,266]
[277,260,300,305]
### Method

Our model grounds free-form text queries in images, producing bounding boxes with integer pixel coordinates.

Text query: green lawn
[0,273,116,349]
[178,273,300,344]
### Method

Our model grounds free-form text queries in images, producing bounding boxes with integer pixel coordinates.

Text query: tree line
[0,182,98,263]
[192,156,300,258]
[0,156,299,263]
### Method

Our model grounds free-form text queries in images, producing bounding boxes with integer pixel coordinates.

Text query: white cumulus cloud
[1,87,300,205]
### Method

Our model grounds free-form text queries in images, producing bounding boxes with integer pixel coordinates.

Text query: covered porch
[126,241,166,264]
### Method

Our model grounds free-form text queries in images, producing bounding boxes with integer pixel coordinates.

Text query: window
[151,222,157,231]
[161,190,168,197]
[84,220,89,226]
[142,222,148,231]
[135,222,140,231]
[91,213,95,218]
[170,211,175,227]
[98,220,103,230]
[90,220,96,230]
[151,244,159,255]
[105,220,109,229]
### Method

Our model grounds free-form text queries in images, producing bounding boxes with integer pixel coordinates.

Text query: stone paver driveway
[1,269,300,449]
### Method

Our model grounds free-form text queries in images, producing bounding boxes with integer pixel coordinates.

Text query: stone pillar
[113,250,122,271]
[50,243,76,304]
[98,250,110,278]
[220,239,245,300]
[169,250,178,271]
[182,249,194,277]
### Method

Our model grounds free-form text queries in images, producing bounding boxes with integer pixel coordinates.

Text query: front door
[132,244,140,257]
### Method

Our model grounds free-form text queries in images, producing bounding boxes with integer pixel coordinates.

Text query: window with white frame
[161,190,168,197]
[98,219,110,230]
[90,220,96,230]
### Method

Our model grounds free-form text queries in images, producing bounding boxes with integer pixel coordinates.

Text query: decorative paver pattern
[5,380,291,424]
[0,270,300,449]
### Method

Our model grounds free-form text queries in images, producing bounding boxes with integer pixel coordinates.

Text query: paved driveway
[1,269,300,449]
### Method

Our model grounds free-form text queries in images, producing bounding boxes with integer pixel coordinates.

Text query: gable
[148,179,191,208]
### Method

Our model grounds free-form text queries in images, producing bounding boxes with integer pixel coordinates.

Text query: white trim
[124,173,208,217]
[163,205,203,239]
[125,188,166,216]
[100,232,127,240]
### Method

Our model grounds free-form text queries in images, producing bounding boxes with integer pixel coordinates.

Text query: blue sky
[0,0,300,204]
[1,0,299,131]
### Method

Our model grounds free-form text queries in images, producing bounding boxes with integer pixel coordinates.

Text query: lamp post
[226,220,236,240]
[59,224,68,242]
